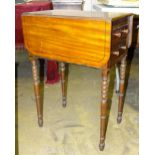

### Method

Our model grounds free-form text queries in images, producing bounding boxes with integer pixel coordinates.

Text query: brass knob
[113,32,121,37]
[121,29,129,34]
[119,45,127,50]
[112,51,119,56]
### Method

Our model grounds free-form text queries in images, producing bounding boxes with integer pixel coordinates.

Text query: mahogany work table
[22,10,133,151]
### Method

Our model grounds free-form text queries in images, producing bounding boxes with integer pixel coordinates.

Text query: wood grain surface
[22,10,132,68]
[22,15,111,68]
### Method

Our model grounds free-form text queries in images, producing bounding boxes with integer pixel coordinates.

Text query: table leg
[117,55,127,124]
[30,56,43,127]
[115,64,120,94]
[99,65,109,151]
[60,62,67,107]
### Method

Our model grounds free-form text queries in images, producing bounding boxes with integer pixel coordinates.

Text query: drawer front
[111,17,129,60]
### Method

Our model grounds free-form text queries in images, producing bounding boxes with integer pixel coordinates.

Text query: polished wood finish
[22,10,133,151]
[22,11,112,68]
[110,15,132,66]
[29,56,43,127]
[99,64,109,151]
[60,62,67,107]
[22,10,132,68]
[117,55,127,124]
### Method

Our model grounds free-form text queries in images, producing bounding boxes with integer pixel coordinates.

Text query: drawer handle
[113,32,121,37]
[119,45,127,50]
[121,29,129,34]
[112,51,119,56]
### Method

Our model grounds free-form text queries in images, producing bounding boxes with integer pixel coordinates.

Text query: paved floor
[15,48,139,155]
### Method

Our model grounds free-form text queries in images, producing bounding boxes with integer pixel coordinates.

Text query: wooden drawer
[110,17,129,61]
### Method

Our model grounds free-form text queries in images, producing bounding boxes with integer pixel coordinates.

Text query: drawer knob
[112,51,119,56]
[113,32,121,37]
[121,29,129,34]
[119,45,127,50]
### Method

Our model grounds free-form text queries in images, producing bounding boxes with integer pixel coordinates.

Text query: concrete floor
[15,48,139,155]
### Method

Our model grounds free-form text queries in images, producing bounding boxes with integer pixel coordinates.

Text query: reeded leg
[60,62,67,107]
[117,55,127,124]
[30,56,43,127]
[99,65,109,151]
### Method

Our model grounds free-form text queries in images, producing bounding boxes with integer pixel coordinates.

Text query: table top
[22,10,131,68]
[22,10,131,22]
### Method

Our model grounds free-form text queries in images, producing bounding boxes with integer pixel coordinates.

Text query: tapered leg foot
[38,117,43,127]
[117,112,122,124]
[99,142,105,151]
[117,55,127,124]
[62,96,67,107]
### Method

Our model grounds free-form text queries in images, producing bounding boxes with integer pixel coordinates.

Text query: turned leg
[117,55,127,124]
[60,62,67,107]
[99,65,109,151]
[30,56,43,127]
